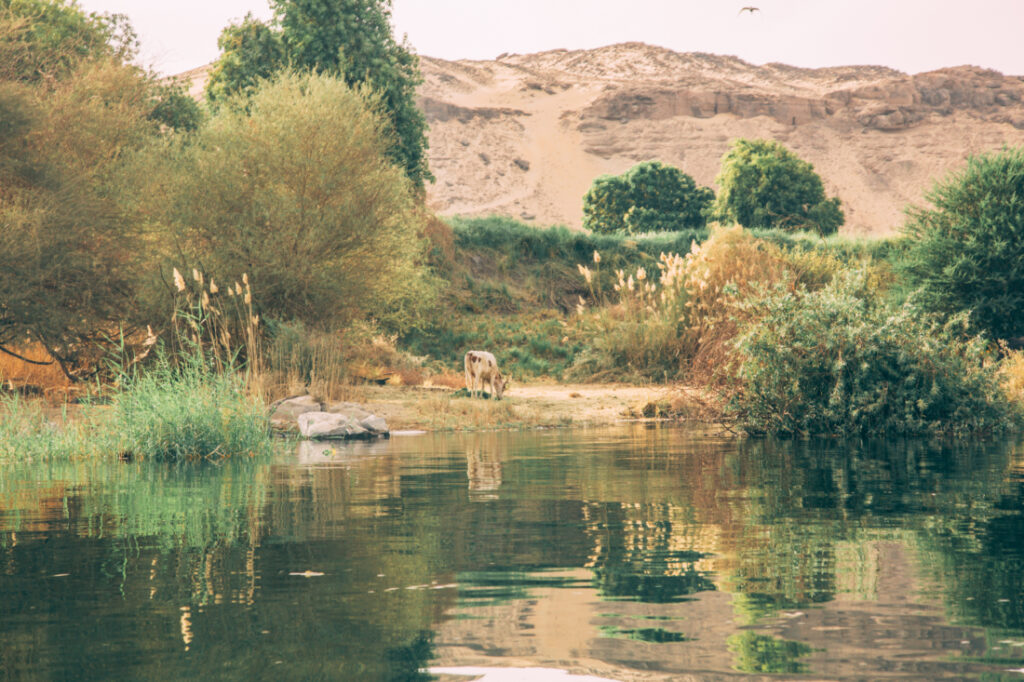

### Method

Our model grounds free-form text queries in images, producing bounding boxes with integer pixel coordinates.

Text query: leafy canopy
[0,0,137,81]
[583,161,714,234]
[900,146,1024,340]
[712,138,844,235]
[0,1,189,375]
[145,71,435,332]
[205,0,430,188]
[729,270,1017,437]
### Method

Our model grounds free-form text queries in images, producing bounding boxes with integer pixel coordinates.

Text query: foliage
[0,56,159,376]
[0,0,136,81]
[447,215,706,269]
[0,394,96,459]
[138,71,435,333]
[582,161,714,234]
[108,346,271,463]
[0,348,271,463]
[728,269,1020,437]
[206,0,430,187]
[402,216,708,378]
[899,146,1024,340]
[147,78,203,132]
[727,632,813,674]
[568,225,844,383]
[204,13,284,107]
[712,138,844,235]
[262,319,429,400]
[1001,350,1024,404]
[680,225,842,382]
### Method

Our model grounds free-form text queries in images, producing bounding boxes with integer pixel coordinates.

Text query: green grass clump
[110,350,271,462]
[448,215,706,266]
[0,349,272,463]
[0,396,97,460]
[728,269,1022,437]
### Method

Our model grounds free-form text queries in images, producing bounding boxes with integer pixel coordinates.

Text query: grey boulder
[298,412,370,440]
[269,395,323,431]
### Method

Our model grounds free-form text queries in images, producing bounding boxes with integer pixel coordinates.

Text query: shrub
[712,139,844,235]
[139,71,436,333]
[583,161,714,234]
[728,270,1019,437]
[899,146,1024,340]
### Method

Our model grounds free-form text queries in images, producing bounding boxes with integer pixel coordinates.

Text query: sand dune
[177,42,1024,236]
[419,42,1024,235]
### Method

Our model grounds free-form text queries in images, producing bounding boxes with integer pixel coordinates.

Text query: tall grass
[569,251,693,381]
[568,226,846,383]
[109,347,271,462]
[0,269,274,463]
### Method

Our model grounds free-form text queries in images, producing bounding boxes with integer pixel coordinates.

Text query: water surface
[1,426,1022,680]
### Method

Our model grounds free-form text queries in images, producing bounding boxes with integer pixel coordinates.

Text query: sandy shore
[338,382,696,431]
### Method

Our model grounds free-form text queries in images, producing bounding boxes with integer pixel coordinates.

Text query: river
[1,426,1022,680]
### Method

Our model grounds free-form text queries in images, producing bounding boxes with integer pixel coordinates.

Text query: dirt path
[345,382,679,431]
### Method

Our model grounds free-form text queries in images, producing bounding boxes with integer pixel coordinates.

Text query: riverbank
[335,382,715,431]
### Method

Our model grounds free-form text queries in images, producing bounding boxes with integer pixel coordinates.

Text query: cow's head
[494,375,510,400]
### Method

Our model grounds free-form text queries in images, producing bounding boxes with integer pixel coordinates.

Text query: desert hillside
[182,42,1024,235]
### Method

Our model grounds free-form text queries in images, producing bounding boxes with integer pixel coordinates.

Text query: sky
[75,0,1024,78]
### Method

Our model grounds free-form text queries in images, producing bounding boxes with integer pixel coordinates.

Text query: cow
[464,350,509,399]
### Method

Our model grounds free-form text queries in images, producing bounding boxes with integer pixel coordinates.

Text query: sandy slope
[176,42,1024,236]
[419,43,1024,235]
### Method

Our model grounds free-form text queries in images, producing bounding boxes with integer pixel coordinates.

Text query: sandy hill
[178,43,1024,235]
[419,42,1024,235]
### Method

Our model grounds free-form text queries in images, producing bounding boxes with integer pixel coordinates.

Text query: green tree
[147,79,203,132]
[900,147,1024,340]
[204,13,284,107]
[0,0,136,81]
[205,0,430,188]
[143,71,435,331]
[0,59,158,375]
[712,139,844,235]
[583,161,714,234]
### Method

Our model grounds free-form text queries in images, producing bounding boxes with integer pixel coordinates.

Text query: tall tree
[583,161,714,234]
[712,139,844,235]
[204,13,284,107]
[900,147,1024,340]
[206,0,431,188]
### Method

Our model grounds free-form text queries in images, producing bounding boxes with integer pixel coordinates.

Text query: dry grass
[1001,350,1024,405]
[682,225,843,383]
[424,370,465,389]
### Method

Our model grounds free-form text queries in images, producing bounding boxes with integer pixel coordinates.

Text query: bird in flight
[738,6,760,14]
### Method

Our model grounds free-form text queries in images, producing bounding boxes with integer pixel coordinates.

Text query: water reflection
[0,427,1021,680]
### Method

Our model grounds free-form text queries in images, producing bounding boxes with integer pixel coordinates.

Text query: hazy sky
[76,0,1024,78]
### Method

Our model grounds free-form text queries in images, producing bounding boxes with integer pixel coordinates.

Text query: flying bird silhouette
[738,6,760,14]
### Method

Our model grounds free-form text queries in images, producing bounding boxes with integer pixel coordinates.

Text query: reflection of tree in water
[384,631,435,682]
[0,451,445,681]
[727,631,813,674]
[728,437,1024,637]
[584,501,716,603]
